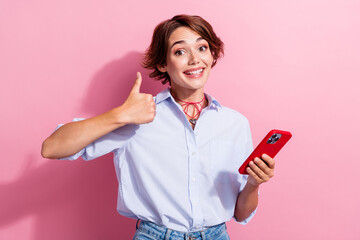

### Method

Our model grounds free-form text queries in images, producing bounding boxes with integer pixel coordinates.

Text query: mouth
[183,68,204,76]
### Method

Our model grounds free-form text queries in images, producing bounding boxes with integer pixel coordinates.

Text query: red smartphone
[238,129,292,175]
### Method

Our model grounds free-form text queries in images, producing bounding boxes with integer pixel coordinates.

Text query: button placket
[186,127,204,231]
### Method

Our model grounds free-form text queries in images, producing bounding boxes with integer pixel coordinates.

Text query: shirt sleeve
[56,118,136,161]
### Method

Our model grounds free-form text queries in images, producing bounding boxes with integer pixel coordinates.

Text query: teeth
[185,69,203,75]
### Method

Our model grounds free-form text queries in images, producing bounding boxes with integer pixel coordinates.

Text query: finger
[254,157,274,178]
[249,160,269,181]
[261,154,275,169]
[131,72,142,94]
[246,167,262,184]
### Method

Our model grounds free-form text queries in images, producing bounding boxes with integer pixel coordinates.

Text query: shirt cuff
[233,208,257,225]
[55,118,86,161]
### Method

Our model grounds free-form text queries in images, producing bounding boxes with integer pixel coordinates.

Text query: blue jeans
[132,220,230,240]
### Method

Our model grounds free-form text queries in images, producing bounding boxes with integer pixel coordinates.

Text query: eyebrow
[170,37,205,50]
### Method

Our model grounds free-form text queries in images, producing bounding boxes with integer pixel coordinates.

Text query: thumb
[131,72,142,94]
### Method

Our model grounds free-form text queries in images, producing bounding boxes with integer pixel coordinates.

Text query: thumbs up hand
[115,72,156,125]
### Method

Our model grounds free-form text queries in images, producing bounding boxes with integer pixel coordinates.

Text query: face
[158,27,214,98]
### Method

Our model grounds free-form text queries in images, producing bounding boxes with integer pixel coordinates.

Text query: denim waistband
[136,220,227,240]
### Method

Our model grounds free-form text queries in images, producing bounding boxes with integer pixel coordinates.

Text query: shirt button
[192,152,196,156]
[192,177,196,182]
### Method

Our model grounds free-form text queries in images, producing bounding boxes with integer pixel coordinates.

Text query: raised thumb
[131,72,142,94]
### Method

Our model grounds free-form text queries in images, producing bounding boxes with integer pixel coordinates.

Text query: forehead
[168,26,203,45]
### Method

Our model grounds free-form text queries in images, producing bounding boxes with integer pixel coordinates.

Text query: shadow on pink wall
[0,51,166,239]
[81,51,165,116]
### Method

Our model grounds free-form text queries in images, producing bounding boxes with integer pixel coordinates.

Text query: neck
[170,88,208,126]
[170,87,205,102]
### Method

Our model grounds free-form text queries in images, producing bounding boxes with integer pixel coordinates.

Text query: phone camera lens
[268,133,282,144]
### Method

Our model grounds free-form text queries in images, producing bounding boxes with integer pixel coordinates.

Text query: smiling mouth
[184,68,204,75]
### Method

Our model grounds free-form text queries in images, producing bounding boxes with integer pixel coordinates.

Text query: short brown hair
[142,14,224,85]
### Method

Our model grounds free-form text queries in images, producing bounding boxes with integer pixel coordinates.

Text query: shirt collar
[155,88,222,110]
[204,92,222,110]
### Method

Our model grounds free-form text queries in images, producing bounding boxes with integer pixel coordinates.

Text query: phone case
[238,129,292,175]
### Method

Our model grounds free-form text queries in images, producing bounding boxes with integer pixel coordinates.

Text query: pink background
[1,0,359,239]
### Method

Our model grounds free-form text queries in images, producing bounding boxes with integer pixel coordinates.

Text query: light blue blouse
[59,88,255,232]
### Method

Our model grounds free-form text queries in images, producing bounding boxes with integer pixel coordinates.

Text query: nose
[188,50,200,65]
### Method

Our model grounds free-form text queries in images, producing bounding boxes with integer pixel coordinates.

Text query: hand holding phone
[239,129,292,175]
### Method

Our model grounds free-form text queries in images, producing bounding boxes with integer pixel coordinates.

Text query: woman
[42,14,275,240]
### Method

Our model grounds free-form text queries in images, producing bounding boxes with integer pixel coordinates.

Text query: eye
[174,49,185,56]
[199,45,208,51]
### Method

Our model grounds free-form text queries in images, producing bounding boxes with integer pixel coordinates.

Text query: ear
[157,65,167,73]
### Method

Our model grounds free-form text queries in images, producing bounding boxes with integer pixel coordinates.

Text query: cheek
[167,57,187,73]
[202,53,214,66]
